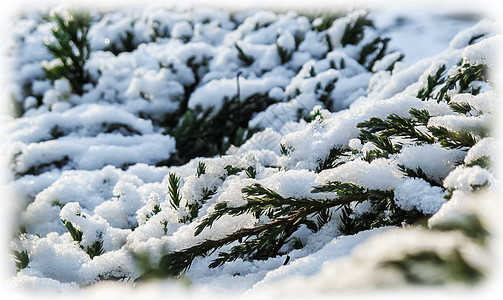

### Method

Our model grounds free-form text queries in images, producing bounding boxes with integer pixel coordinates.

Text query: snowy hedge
[3,4,500,295]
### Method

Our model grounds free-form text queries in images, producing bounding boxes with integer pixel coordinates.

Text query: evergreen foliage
[312,14,341,32]
[166,93,275,165]
[7,6,497,290]
[168,173,182,210]
[417,64,446,101]
[437,62,488,102]
[105,31,138,55]
[61,218,105,258]
[277,42,293,64]
[43,11,91,95]
[428,126,478,149]
[358,37,390,71]
[196,161,206,178]
[357,111,435,145]
[315,147,349,172]
[340,14,373,46]
[384,249,484,284]
[12,250,29,271]
[139,180,428,279]
[235,43,254,66]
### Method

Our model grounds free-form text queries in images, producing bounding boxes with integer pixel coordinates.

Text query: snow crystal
[450,90,498,114]
[348,138,362,150]
[93,180,144,229]
[259,169,317,199]
[394,177,445,214]
[78,249,140,285]
[171,21,193,40]
[277,31,295,51]
[428,114,491,134]
[464,137,499,166]
[462,34,502,70]
[317,158,400,191]
[10,133,176,175]
[23,233,90,283]
[6,103,156,144]
[443,165,494,192]
[188,68,291,113]
[397,144,465,183]
[53,78,71,94]
[23,96,38,111]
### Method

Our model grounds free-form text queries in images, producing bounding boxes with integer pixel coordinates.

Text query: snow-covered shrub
[3,3,499,294]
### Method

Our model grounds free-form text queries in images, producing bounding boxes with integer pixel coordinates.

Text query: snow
[464,137,500,166]
[1,1,499,297]
[397,144,465,183]
[394,178,445,214]
[317,158,400,191]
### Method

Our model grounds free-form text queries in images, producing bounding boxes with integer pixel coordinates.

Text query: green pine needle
[13,250,29,271]
[168,173,182,209]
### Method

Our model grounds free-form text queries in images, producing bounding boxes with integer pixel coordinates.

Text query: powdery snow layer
[2,3,499,297]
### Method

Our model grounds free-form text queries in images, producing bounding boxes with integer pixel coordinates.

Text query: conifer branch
[316,147,349,172]
[150,181,396,278]
[43,11,91,95]
[398,165,443,187]
[357,112,435,144]
[417,64,446,101]
[168,173,182,209]
[427,126,478,149]
[235,42,254,66]
[449,102,475,115]
[341,14,373,46]
[437,63,488,102]
[12,250,29,271]
[196,161,206,178]
[465,156,490,169]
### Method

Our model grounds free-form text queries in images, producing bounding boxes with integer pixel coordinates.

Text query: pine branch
[417,64,446,101]
[358,37,390,71]
[12,250,29,271]
[235,42,254,66]
[312,13,341,32]
[362,148,389,163]
[196,161,206,178]
[357,112,434,144]
[43,11,91,95]
[86,240,105,259]
[245,166,257,178]
[224,165,245,176]
[437,63,488,103]
[428,126,478,149]
[466,156,490,169]
[168,173,182,209]
[338,204,357,235]
[398,165,443,188]
[384,249,484,284]
[61,219,83,242]
[277,42,292,64]
[280,144,291,156]
[318,78,337,110]
[449,102,475,115]
[316,146,348,172]
[359,129,401,154]
[61,218,104,258]
[341,14,373,46]
[408,108,431,126]
[152,181,385,278]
